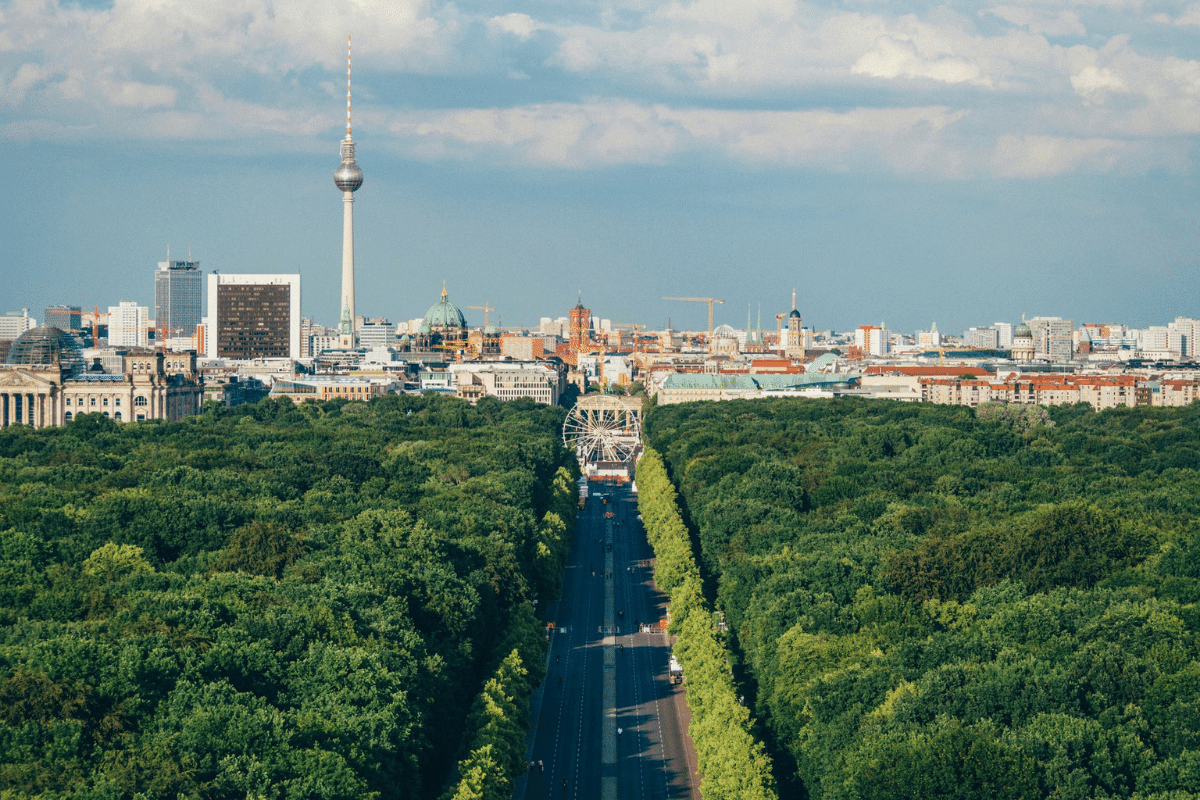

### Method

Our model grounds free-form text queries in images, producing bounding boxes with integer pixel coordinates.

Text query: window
[64,412,73,422]
[103,398,108,406]
[90,397,96,406]
[114,412,122,421]
[135,397,148,406]
[115,398,121,406]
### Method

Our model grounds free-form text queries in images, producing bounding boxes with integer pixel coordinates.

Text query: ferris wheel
[562,395,642,465]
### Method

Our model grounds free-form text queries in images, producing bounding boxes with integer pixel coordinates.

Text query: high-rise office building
[1029,316,1074,362]
[0,309,37,340]
[43,305,82,331]
[206,274,301,360]
[993,322,1014,349]
[155,260,202,342]
[108,302,149,348]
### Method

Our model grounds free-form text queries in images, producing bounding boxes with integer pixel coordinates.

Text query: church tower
[786,288,805,360]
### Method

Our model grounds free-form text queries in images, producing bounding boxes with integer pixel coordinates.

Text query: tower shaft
[340,191,355,347]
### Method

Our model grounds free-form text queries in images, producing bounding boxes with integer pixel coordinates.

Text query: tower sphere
[335,161,363,192]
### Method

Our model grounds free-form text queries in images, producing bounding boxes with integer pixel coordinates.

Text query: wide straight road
[521,482,696,800]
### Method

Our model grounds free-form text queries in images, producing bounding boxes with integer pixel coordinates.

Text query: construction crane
[776,313,787,356]
[91,306,109,347]
[468,302,496,329]
[610,323,647,373]
[662,297,725,340]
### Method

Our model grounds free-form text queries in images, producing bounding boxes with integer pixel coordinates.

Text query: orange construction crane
[91,306,108,347]
[662,297,724,340]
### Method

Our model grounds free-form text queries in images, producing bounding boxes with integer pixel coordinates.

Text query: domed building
[420,283,467,333]
[413,283,469,359]
[1011,322,1035,362]
[6,326,85,376]
[0,326,203,429]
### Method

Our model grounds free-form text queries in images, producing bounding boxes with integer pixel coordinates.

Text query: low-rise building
[920,374,1139,411]
[269,376,392,404]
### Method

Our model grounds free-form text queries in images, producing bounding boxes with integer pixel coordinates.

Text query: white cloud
[0,0,1195,179]
[991,134,1129,177]
[103,80,177,109]
[386,99,976,175]
[852,35,986,85]
[1070,64,1125,100]
[490,13,541,40]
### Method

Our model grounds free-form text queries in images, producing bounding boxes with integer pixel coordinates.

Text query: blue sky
[2,0,1198,335]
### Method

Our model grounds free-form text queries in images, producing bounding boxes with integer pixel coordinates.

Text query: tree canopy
[644,397,1200,799]
[0,394,576,799]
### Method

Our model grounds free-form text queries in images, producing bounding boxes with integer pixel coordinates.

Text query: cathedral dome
[6,326,84,376]
[422,285,467,330]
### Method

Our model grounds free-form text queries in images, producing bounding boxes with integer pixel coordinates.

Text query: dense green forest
[645,398,1200,800]
[0,395,577,799]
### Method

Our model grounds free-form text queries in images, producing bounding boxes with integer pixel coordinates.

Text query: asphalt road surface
[519,483,697,800]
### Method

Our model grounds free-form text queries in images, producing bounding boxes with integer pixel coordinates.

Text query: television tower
[335,35,364,348]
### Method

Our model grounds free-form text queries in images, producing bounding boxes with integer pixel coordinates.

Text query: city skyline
[2,1,1198,335]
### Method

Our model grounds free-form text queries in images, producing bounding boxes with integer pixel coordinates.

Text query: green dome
[422,284,466,331]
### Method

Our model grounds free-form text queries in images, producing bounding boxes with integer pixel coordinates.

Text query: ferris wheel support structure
[562,395,643,468]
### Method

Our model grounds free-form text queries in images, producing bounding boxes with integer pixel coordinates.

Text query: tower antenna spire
[346,35,353,139]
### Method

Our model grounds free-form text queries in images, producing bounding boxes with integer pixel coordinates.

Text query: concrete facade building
[965,326,1000,350]
[358,318,395,349]
[1140,326,1184,359]
[205,273,301,361]
[1029,316,1074,361]
[0,310,36,341]
[107,302,148,348]
[452,363,560,405]
[994,322,1013,349]
[270,376,390,404]
[921,374,1138,411]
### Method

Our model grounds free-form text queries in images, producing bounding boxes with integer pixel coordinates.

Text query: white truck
[668,655,683,685]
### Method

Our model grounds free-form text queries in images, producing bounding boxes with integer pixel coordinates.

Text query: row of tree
[637,448,777,800]
[0,394,577,799]
[645,397,1200,799]
[442,469,578,800]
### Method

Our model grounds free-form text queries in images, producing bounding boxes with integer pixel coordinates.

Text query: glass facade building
[154,261,202,340]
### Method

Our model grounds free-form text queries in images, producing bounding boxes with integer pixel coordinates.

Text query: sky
[1,0,1199,336]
